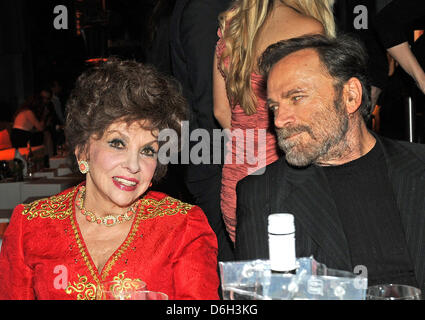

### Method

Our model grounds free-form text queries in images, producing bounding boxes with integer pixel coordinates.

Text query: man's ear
[342,77,363,115]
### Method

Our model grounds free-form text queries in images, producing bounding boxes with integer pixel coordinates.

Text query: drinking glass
[0,161,12,181]
[0,161,8,181]
[367,284,422,300]
[132,291,169,300]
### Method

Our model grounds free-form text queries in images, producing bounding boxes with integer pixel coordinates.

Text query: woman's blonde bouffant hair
[218,0,336,115]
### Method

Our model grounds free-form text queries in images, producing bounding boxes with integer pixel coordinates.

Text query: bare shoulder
[291,14,325,36]
[20,109,33,116]
[277,11,325,39]
[255,7,325,57]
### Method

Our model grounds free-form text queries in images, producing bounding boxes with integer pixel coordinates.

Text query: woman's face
[78,120,158,210]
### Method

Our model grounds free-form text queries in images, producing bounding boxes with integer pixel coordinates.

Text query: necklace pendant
[104,215,117,227]
[76,186,138,227]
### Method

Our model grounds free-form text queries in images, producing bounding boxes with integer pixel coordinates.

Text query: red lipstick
[112,176,139,191]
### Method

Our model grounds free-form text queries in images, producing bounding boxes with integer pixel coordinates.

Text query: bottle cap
[268,213,295,235]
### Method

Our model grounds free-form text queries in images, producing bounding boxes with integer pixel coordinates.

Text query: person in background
[375,0,425,98]
[374,0,425,141]
[235,34,425,291]
[144,0,190,205]
[42,80,66,156]
[38,88,55,161]
[213,0,336,242]
[49,80,66,126]
[170,0,235,262]
[0,59,219,300]
[334,0,425,140]
[50,79,66,153]
[10,95,46,148]
[145,0,176,75]
[333,0,389,114]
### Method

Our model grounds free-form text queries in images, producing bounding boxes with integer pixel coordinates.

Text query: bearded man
[235,34,425,290]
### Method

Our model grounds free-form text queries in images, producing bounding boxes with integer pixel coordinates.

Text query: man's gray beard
[276,102,349,167]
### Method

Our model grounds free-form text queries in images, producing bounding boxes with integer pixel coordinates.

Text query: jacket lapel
[379,137,425,287]
[273,161,352,270]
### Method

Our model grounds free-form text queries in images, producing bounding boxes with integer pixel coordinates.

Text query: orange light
[414,30,424,41]
[85,58,108,64]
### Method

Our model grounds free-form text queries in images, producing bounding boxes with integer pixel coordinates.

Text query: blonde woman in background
[214,0,336,243]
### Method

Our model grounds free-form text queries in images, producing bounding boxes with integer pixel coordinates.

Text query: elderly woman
[0,59,219,300]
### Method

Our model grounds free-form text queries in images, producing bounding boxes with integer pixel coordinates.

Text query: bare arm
[387,42,425,95]
[213,51,232,129]
[27,110,44,131]
[374,0,425,94]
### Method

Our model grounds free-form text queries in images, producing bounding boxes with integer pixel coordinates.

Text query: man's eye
[141,146,157,157]
[269,104,278,111]
[109,139,125,149]
[292,95,304,102]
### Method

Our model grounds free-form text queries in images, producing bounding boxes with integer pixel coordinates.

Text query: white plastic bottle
[268,213,297,273]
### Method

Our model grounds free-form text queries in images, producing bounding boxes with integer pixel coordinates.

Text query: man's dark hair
[258,34,372,120]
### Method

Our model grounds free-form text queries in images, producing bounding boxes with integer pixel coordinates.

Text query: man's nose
[274,104,295,129]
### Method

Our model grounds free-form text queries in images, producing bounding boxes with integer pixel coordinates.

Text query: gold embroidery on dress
[140,196,194,220]
[69,198,102,288]
[21,187,76,221]
[100,201,143,280]
[65,274,97,300]
[71,189,195,283]
[101,196,193,279]
[102,271,145,294]
[65,271,144,300]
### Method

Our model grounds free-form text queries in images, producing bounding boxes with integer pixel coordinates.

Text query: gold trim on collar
[70,188,195,286]
[21,190,75,221]
[100,200,144,280]
[140,196,194,220]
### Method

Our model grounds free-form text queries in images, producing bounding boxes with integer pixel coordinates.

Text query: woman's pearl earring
[78,160,89,174]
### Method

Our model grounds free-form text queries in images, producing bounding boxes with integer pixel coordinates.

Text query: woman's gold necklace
[76,186,138,227]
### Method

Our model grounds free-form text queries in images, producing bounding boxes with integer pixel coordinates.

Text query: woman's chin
[111,190,147,207]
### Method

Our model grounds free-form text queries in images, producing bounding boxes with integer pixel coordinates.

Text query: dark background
[0,0,424,142]
[0,0,154,122]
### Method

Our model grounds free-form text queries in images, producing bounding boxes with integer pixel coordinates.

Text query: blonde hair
[218,0,336,115]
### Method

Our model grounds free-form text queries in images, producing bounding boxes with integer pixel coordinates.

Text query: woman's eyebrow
[105,130,129,141]
[142,139,159,148]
